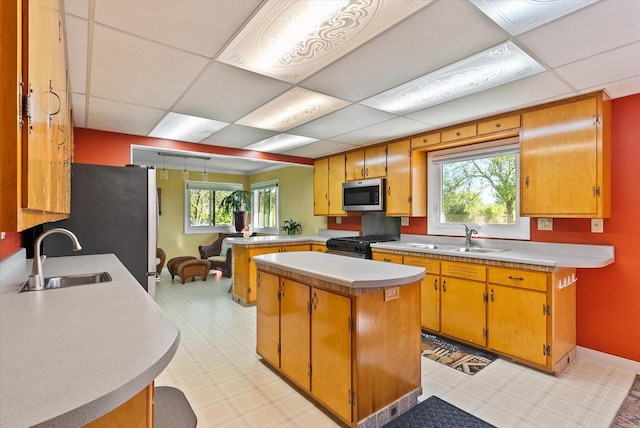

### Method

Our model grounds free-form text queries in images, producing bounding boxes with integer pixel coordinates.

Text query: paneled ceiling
[64,0,640,174]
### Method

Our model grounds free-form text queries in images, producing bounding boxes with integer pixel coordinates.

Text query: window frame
[184,181,241,234]
[427,139,530,240]
[251,180,279,234]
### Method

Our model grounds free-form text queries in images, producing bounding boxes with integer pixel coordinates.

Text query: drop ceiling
[65,0,640,174]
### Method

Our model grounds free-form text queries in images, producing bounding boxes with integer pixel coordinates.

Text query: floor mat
[421,332,497,375]
[384,395,496,427]
[610,374,640,427]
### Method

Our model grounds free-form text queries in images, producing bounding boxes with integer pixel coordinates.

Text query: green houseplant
[218,190,252,232]
[282,218,302,235]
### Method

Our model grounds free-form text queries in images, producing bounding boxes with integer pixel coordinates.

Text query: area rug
[384,395,496,428]
[421,333,497,375]
[610,374,640,428]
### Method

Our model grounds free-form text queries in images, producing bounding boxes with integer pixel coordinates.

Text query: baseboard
[578,346,640,374]
[0,248,26,282]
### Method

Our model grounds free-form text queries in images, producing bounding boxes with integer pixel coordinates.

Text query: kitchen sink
[20,272,112,292]
[450,247,504,254]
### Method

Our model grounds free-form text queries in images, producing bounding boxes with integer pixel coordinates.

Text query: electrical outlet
[401,217,409,226]
[591,218,604,233]
[336,216,342,224]
[537,218,553,231]
[389,405,398,417]
[0,232,5,240]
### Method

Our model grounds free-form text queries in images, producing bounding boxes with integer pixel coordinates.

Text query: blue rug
[384,396,495,427]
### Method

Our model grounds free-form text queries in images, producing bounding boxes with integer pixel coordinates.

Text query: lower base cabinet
[83,383,153,428]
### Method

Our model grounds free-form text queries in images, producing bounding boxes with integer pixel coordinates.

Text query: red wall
[0,232,21,260]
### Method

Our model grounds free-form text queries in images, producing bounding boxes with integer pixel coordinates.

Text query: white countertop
[252,252,425,289]
[0,253,180,427]
[372,235,615,269]
[226,234,329,246]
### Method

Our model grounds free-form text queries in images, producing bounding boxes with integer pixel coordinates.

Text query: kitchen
[1,0,640,427]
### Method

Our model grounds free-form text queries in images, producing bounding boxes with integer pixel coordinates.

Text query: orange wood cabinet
[83,383,154,428]
[521,93,611,218]
[232,244,311,305]
[255,269,421,426]
[314,155,346,216]
[345,146,387,181]
[403,255,440,332]
[311,244,326,253]
[385,139,426,217]
[1,0,72,232]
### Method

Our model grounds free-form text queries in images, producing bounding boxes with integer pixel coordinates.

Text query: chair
[198,232,249,278]
[156,248,166,276]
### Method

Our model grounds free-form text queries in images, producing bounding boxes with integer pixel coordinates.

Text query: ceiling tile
[406,72,574,128]
[71,93,86,128]
[330,117,429,145]
[64,0,89,19]
[90,25,209,109]
[517,0,640,68]
[65,15,88,94]
[288,104,396,140]
[283,140,357,158]
[584,75,640,100]
[554,42,640,91]
[87,97,166,136]
[173,62,292,123]
[199,124,279,149]
[93,0,262,58]
[300,0,508,101]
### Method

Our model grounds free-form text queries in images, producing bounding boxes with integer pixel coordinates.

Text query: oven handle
[325,249,367,259]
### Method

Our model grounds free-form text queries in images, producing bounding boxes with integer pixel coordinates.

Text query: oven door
[326,248,366,259]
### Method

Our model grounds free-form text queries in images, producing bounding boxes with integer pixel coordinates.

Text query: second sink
[20,272,112,292]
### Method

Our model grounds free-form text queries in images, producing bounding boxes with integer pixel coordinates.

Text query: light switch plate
[537,218,553,231]
[591,218,604,233]
[0,232,5,240]
[401,217,409,226]
[336,216,342,224]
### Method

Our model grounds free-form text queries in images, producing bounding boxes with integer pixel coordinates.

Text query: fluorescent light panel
[236,87,350,132]
[149,112,228,143]
[217,0,432,83]
[470,0,598,36]
[361,41,545,115]
[244,133,318,153]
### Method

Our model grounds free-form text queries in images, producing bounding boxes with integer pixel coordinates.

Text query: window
[427,139,530,240]
[184,181,241,234]
[251,180,279,233]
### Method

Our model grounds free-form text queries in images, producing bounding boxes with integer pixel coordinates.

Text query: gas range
[325,235,398,259]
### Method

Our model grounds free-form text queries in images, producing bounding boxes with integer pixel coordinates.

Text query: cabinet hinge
[542,304,550,316]
[483,293,488,303]
[408,149,412,158]
[593,186,601,197]
[408,195,412,203]
[247,287,251,295]
[348,317,354,331]
[593,114,602,125]
[20,79,33,134]
[542,344,551,356]
[277,344,281,355]
[308,363,312,376]
[483,328,488,338]
[349,390,356,405]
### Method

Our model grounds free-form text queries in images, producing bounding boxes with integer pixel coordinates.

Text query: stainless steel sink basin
[20,272,112,292]
[450,247,504,254]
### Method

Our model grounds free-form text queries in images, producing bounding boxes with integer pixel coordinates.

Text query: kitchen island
[252,252,425,428]
[0,253,180,427]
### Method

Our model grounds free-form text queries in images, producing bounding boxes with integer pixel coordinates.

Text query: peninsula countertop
[225,234,329,247]
[0,253,180,427]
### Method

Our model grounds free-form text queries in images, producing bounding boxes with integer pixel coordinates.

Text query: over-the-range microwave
[342,178,385,212]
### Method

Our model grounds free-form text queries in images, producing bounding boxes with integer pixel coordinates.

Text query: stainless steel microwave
[342,178,385,212]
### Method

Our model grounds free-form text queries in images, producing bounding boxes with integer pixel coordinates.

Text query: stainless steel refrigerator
[43,163,158,297]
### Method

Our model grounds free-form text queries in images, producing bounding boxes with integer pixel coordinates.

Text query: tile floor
[154,272,636,428]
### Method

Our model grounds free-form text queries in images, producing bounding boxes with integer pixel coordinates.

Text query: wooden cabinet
[521,93,611,218]
[404,255,440,331]
[385,139,426,216]
[280,278,311,390]
[372,252,403,264]
[477,115,520,136]
[410,132,441,149]
[441,124,477,143]
[84,383,154,428]
[1,0,72,232]
[345,146,387,181]
[311,244,326,253]
[256,271,280,368]
[232,244,311,305]
[313,155,346,216]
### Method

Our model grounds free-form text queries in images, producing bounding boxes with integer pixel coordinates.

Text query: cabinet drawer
[311,244,326,253]
[372,252,403,264]
[488,267,547,292]
[281,244,311,252]
[404,255,440,274]
[410,132,441,149]
[478,115,521,135]
[441,261,486,281]
[441,124,477,143]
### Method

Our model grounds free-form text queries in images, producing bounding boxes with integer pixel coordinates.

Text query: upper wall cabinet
[345,146,387,181]
[386,140,426,217]
[520,92,611,218]
[313,155,346,216]
[1,0,72,232]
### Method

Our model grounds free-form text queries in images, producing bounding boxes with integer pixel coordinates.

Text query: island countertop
[0,253,180,427]
[252,252,425,295]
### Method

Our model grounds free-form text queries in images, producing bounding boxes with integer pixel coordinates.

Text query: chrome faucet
[29,228,82,290]
[463,224,479,247]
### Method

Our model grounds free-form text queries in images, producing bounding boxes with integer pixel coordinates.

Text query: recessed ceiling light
[149,112,228,143]
[470,0,598,36]
[236,87,350,132]
[244,133,318,153]
[360,41,545,115]
[217,0,432,83]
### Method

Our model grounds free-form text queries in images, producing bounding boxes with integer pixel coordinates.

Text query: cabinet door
[345,150,364,181]
[280,244,311,253]
[311,288,352,423]
[364,145,387,178]
[328,154,346,216]
[386,140,411,215]
[488,284,547,366]
[420,274,440,332]
[256,271,280,368]
[521,98,599,217]
[281,279,311,390]
[313,158,329,215]
[441,277,486,345]
[248,247,281,302]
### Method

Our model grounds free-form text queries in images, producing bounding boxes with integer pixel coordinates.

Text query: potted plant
[218,190,252,232]
[282,218,302,235]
